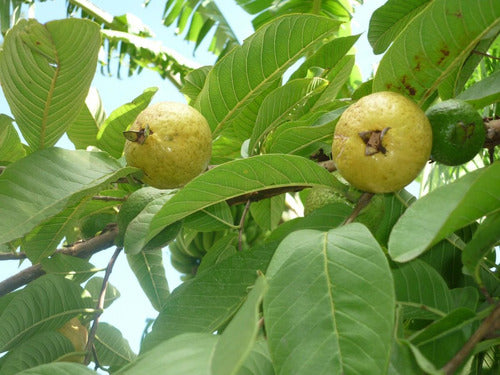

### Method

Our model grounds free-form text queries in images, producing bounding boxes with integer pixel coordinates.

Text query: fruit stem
[343,192,374,225]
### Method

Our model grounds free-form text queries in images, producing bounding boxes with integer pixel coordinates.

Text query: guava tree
[0,0,499,374]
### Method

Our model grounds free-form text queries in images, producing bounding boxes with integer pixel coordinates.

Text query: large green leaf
[391,260,453,320]
[236,339,275,375]
[194,14,341,138]
[367,0,431,54]
[0,331,75,375]
[0,148,137,245]
[263,225,395,375]
[388,163,500,262]
[0,274,93,352]
[0,114,25,163]
[0,18,100,150]
[211,275,268,375]
[16,362,96,375]
[249,195,285,231]
[94,322,136,369]
[141,241,277,351]
[96,87,158,158]
[127,249,170,312]
[373,0,500,105]
[147,154,348,243]
[456,69,500,108]
[181,65,212,102]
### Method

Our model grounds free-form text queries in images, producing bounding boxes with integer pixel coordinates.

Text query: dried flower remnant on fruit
[358,127,391,156]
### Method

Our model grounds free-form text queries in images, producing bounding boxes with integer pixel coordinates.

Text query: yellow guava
[124,102,212,189]
[58,317,88,363]
[332,91,432,193]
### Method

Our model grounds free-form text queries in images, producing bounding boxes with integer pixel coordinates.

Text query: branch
[442,302,500,375]
[84,246,122,365]
[344,192,374,225]
[0,225,119,296]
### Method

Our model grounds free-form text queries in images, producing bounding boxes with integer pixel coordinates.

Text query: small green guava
[332,91,432,193]
[124,102,212,189]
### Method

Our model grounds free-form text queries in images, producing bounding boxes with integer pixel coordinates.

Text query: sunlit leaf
[84,277,120,309]
[16,362,95,375]
[181,65,212,102]
[388,163,500,262]
[0,18,100,149]
[456,69,500,108]
[264,225,395,374]
[0,148,137,245]
[373,0,500,105]
[94,322,136,369]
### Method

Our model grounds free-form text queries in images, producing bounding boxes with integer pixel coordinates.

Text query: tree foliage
[0,0,499,374]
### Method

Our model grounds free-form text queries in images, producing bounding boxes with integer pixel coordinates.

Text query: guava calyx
[123,124,153,145]
[358,127,391,156]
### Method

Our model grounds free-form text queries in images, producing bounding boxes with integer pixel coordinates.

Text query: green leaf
[197,234,238,274]
[290,34,360,80]
[399,340,444,375]
[373,0,500,105]
[183,202,235,232]
[0,148,137,245]
[211,275,268,375]
[0,274,93,352]
[391,260,453,320]
[250,195,285,231]
[248,77,328,154]
[96,86,158,158]
[40,253,97,284]
[0,114,25,163]
[141,241,277,351]
[263,225,395,375]
[94,322,136,369]
[388,337,422,375]
[461,212,500,284]
[181,65,212,102]
[126,249,170,312]
[388,163,500,262]
[67,87,106,149]
[119,333,218,374]
[123,193,180,255]
[16,362,96,375]
[195,14,341,138]
[0,331,75,375]
[84,277,120,309]
[456,69,500,108]
[0,19,101,149]
[367,0,431,54]
[147,154,348,243]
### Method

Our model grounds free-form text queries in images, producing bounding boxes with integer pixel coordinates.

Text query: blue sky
[0,0,387,354]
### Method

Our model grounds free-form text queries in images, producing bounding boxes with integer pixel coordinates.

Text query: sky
[0,0,387,355]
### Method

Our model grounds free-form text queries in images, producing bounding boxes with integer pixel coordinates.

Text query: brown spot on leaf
[437,47,450,65]
[401,76,417,96]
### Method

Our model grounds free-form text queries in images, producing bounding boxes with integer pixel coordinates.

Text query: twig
[238,200,252,251]
[442,302,500,375]
[91,195,127,202]
[84,246,122,365]
[0,225,119,296]
[472,50,500,61]
[343,192,374,225]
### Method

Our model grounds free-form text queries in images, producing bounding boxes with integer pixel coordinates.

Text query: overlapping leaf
[388,163,500,262]
[0,274,93,352]
[456,69,500,108]
[94,322,136,369]
[0,18,100,149]
[373,0,500,105]
[16,362,98,374]
[195,14,341,139]
[0,114,25,163]
[147,154,348,243]
[264,225,395,375]
[0,148,137,245]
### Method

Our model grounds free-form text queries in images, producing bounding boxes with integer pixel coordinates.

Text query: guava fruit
[332,91,432,193]
[124,102,212,189]
[425,99,485,166]
[304,187,353,215]
[58,317,87,363]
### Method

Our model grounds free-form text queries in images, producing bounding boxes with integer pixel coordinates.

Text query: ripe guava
[332,91,432,193]
[58,317,87,363]
[425,99,485,166]
[124,102,212,189]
